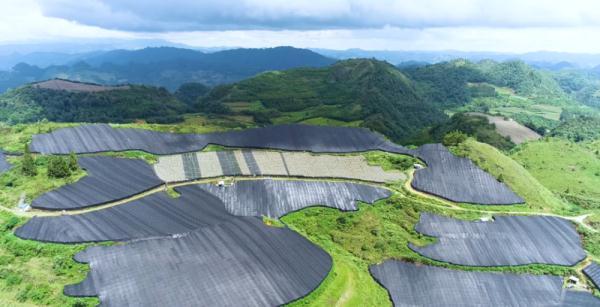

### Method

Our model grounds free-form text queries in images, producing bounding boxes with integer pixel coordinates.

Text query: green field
[511,139,600,210]
[452,138,578,215]
[490,104,562,121]
[0,212,97,307]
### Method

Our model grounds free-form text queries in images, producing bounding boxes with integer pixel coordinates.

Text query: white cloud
[158,26,600,53]
[1,0,600,54]
[37,0,600,31]
[0,0,133,44]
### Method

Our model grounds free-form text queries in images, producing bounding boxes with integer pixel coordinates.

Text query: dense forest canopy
[201,59,448,143]
[0,82,185,124]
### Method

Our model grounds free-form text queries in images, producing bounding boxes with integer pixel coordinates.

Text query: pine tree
[68,152,79,171]
[21,144,37,176]
[47,156,71,178]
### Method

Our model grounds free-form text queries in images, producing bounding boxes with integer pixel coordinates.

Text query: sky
[1,0,600,53]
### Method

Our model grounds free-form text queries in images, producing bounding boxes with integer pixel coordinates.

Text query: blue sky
[2,0,600,52]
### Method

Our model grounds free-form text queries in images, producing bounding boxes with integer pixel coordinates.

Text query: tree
[47,156,71,178]
[443,130,468,146]
[68,152,79,171]
[21,144,37,176]
[174,82,210,106]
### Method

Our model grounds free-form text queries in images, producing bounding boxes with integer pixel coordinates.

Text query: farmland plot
[154,150,405,183]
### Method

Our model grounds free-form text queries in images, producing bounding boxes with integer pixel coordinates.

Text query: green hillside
[418,113,515,150]
[0,82,186,124]
[201,59,448,143]
[451,138,577,214]
[511,139,600,209]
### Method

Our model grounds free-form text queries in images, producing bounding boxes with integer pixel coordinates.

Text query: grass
[510,138,600,210]
[0,212,98,306]
[282,188,576,306]
[90,150,158,164]
[363,151,420,172]
[490,104,562,121]
[0,122,79,153]
[299,117,363,127]
[116,113,254,133]
[451,138,579,215]
[0,156,86,209]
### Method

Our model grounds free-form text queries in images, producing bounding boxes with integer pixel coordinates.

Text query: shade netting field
[0,152,12,174]
[16,180,390,243]
[16,186,235,243]
[30,124,413,155]
[584,262,600,290]
[412,144,524,204]
[370,260,600,306]
[64,217,332,307]
[409,213,585,266]
[31,156,164,210]
[29,124,526,205]
[198,179,391,218]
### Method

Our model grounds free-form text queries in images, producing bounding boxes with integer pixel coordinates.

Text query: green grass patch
[0,212,98,306]
[299,117,363,127]
[0,156,86,208]
[363,151,420,172]
[451,138,578,215]
[511,138,600,210]
[262,216,285,228]
[282,187,574,306]
[0,122,79,153]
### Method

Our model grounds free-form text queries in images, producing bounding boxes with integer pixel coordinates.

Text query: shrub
[443,130,468,146]
[1,216,20,232]
[68,152,79,171]
[5,273,23,287]
[47,156,71,178]
[52,255,73,275]
[21,144,37,176]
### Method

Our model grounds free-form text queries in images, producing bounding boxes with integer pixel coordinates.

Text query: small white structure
[217,180,225,187]
[568,276,579,284]
[414,163,424,169]
[480,216,495,222]
[566,276,579,288]
[16,192,31,212]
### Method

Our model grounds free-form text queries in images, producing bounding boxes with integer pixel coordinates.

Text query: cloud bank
[38,0,600,31]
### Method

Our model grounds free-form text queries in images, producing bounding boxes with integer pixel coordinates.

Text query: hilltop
[200,59,447,143]
[30,79,129,92]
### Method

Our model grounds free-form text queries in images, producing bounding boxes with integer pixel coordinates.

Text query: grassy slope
[0,156,86,209]
[452,138,578,215]
[0,212,97,306]
[511,139,600,209]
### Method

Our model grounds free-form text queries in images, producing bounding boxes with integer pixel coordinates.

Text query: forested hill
[0,46,335,92]
[0,80,185,124]
[403,59,569,107]
[200,59,447,142]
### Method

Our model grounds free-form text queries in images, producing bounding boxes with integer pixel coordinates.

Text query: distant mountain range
[0,46,335,92]
[3,44,600,93]
[313,49,600,69]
